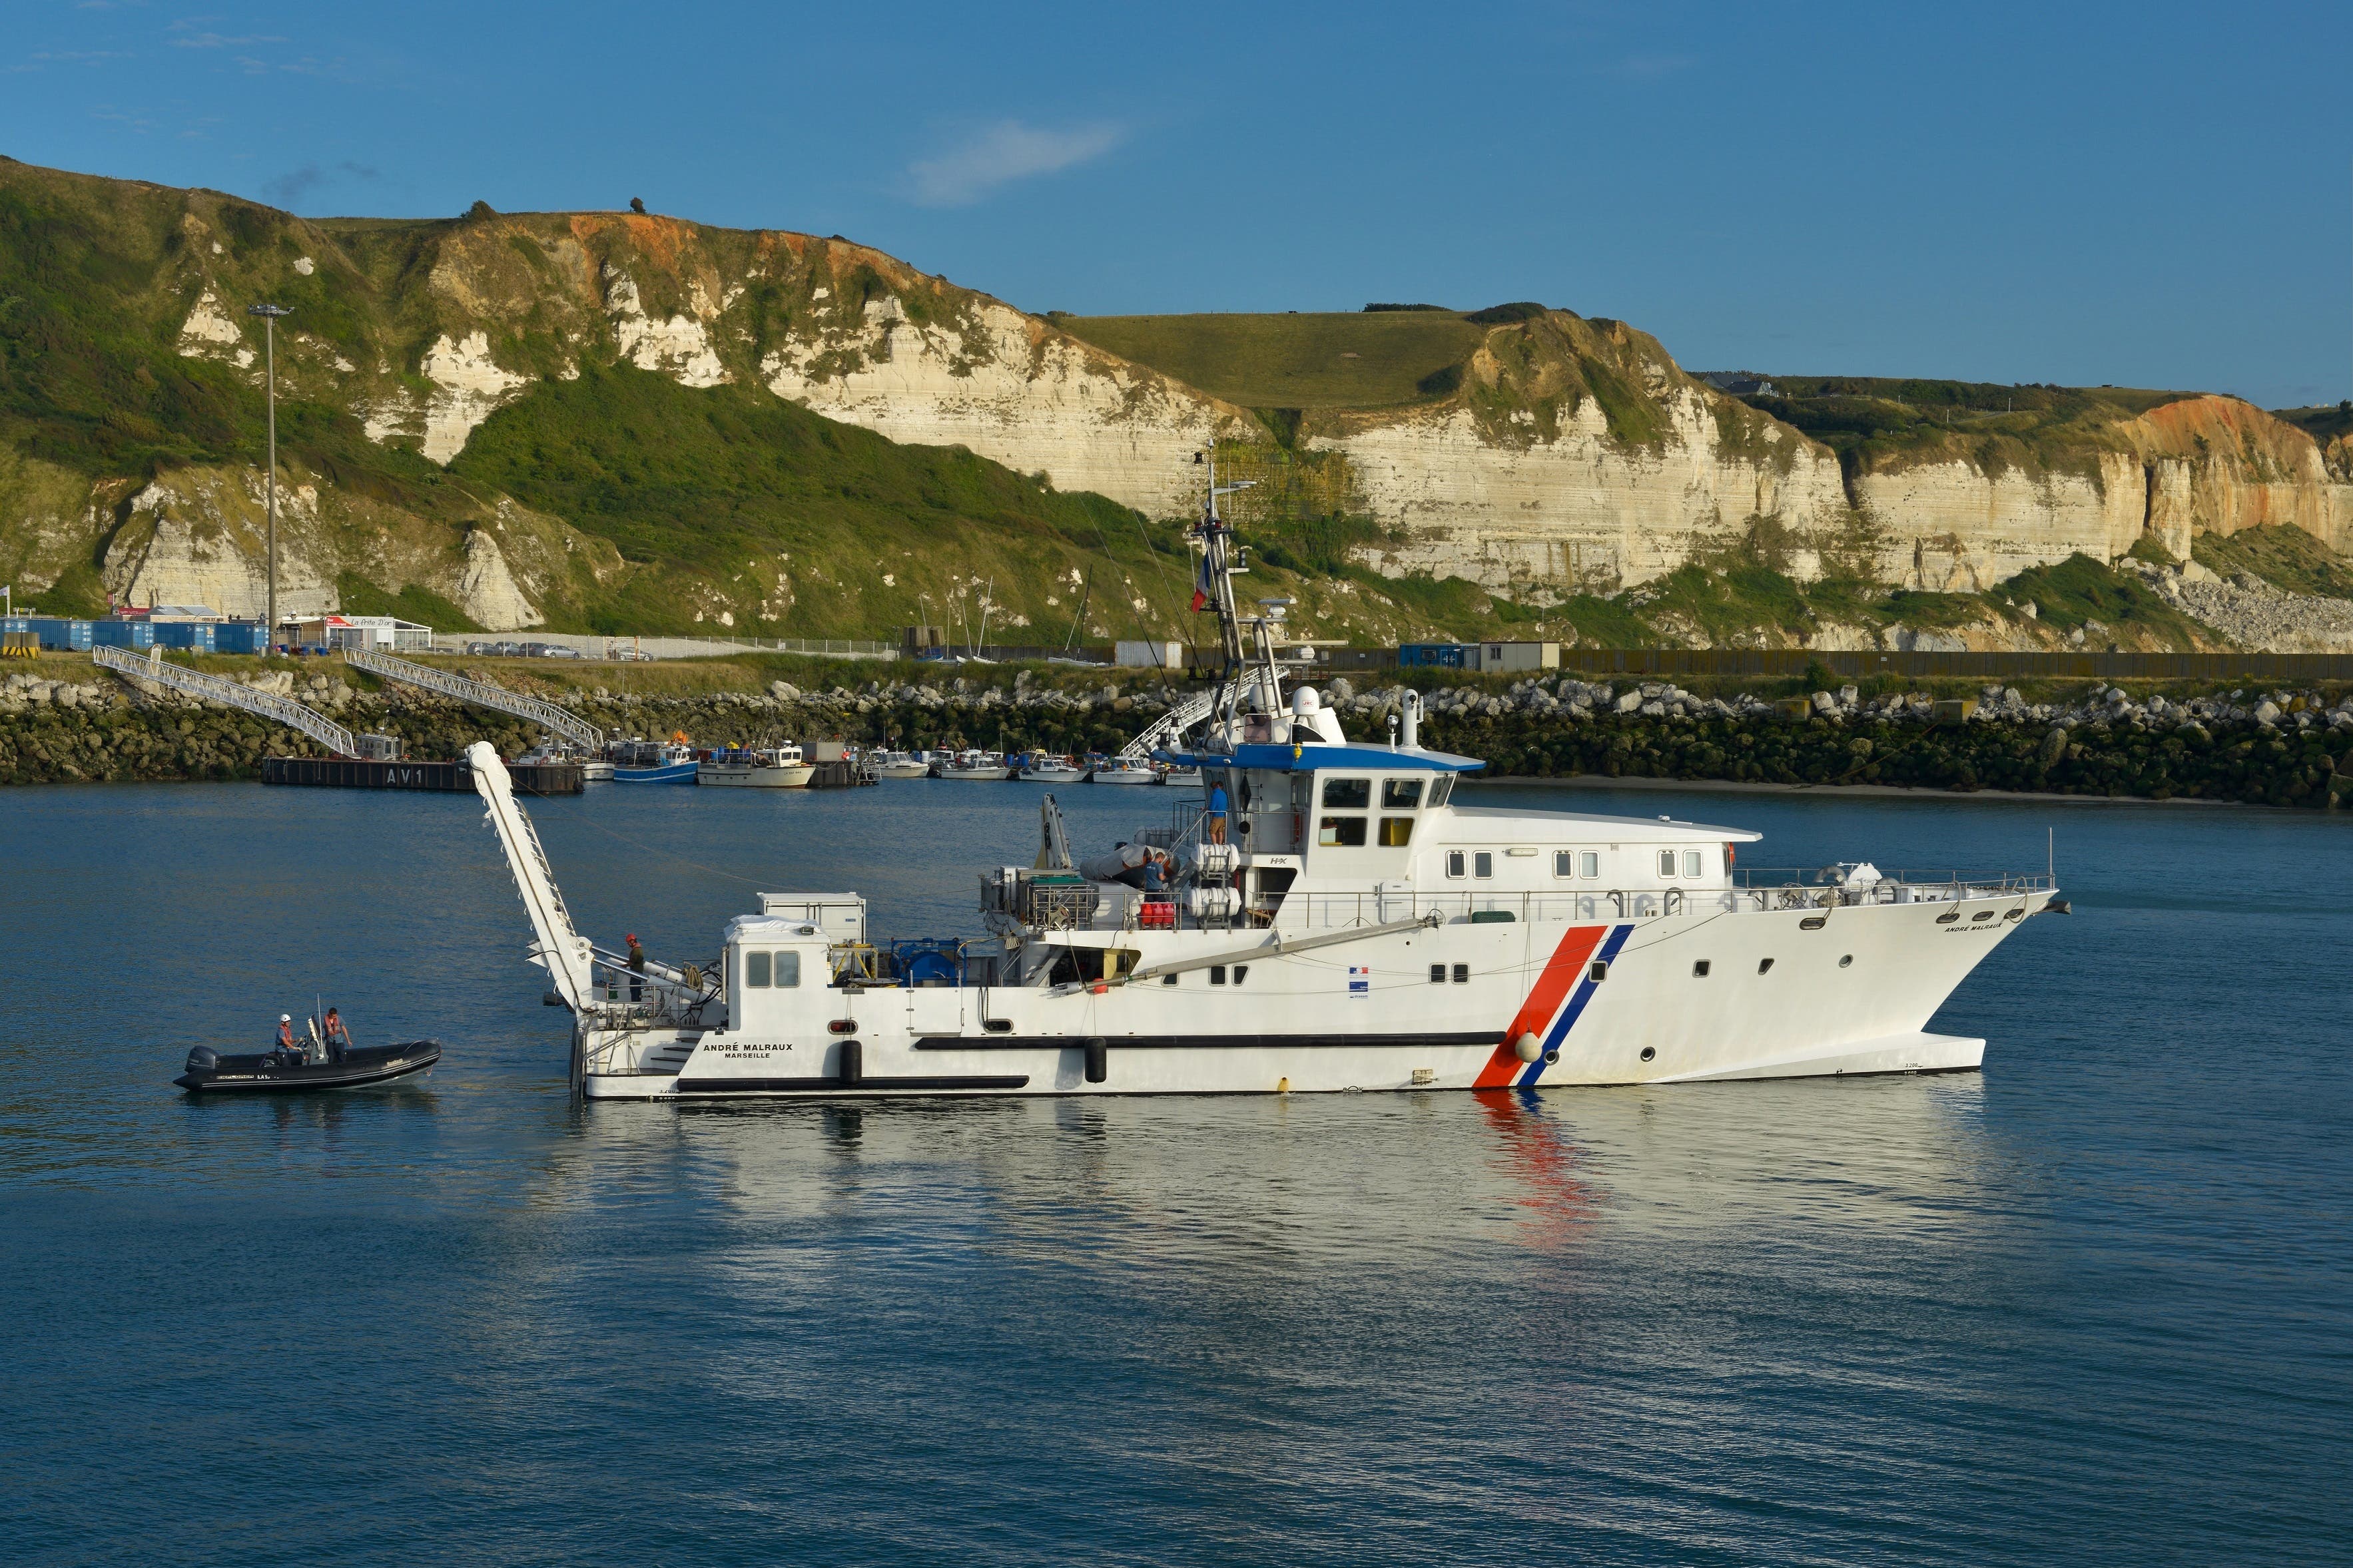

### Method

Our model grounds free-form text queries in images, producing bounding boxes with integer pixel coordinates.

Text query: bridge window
[1379,818,1415,847]
[745,951,771,988]
[1427,775,1455,808]
[1321,777,1371,809]
[1319,816,1367,847]
[775,951,801,988]
[1381,778,1423,809]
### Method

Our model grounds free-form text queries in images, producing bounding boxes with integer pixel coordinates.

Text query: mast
[1190,450,1274,749]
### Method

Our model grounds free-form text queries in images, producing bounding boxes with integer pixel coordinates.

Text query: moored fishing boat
[610,738,698,784]
[936,748,1013,780]
[465,457,2061,1102]
[1087,754,1157,785]
[1018,753,1090,783]
[698,743,817,788]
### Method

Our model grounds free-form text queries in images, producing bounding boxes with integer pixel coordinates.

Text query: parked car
[490,641,522,656]
[464,641,494,655]
[539,645,583,658]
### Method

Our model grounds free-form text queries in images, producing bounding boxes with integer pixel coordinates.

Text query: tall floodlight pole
[248,304,292,654]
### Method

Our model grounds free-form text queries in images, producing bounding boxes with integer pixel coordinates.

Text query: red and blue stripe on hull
[1474,923,1635,1089]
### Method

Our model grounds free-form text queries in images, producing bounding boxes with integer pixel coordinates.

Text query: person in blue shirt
[1205,782,1229,844]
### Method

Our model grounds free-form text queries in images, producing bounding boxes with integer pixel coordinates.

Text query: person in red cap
[626,933,647,1002]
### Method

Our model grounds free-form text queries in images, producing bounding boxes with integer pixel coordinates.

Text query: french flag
[1190,553,1216,613]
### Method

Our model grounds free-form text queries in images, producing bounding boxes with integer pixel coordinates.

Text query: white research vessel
[466,459,2061,1101]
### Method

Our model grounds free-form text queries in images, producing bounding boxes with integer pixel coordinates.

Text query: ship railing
[1279,872,2055,929]
[582,955,722,1029]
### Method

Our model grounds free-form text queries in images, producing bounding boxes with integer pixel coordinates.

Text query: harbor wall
[5,663,2350,808]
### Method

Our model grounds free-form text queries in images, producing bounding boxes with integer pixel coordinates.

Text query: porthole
[1429,963,1446,984]
[1452,963,1470,983]
[1233,965,1249,985]
[1692,960,1711,977]
[1640,1046,1656,1063]
[1209,965,1227,985]
[1543,1049,1559,1064]
[1758,957,1774,974]
[1588,960,1609,983]
[1162,973,1179,986]
[1838,955,1853,967]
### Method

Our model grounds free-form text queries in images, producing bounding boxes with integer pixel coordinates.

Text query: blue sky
[7,0,2350,407]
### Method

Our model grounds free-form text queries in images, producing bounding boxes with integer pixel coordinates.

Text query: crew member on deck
[1206,782,1229,845]
[323,1007,350,1062]
[627,933,647,1001]
[276,1014,296,1052]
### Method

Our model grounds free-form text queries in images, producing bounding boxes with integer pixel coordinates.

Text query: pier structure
[344,649,601,753]
[95,645,387,757]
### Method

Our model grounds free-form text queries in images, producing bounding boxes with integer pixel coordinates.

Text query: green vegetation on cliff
[1744,377,2192,479]
[1056,311,1486,409]
[450,364,1191,639]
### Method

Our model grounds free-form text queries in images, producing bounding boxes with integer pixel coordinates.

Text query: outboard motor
[184,1047,218,1074]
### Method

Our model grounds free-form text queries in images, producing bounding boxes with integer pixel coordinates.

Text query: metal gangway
[1120,675,1244,760]
[94,644,369,757]
[346,647,600,752]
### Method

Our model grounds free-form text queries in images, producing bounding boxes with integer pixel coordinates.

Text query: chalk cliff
[3,154,2350,647]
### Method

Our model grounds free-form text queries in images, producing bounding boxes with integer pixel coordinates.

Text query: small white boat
[1160,764,1202,786]
[1019,754,1090,783]
[699,744,817,788]
[869,750,933,780]
[1089,755,1157,785]
[936,748,1013,780]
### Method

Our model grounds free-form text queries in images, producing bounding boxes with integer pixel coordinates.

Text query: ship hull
[575,890,2045,1100]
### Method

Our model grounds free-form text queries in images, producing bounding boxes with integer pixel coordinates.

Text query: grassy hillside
[450,364,1195,639]
[1056,310,1488,410]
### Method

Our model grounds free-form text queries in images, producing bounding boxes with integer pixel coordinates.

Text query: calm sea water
[1,776,2346,1566]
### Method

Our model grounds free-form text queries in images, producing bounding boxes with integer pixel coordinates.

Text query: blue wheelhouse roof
[1157,742,1487,774]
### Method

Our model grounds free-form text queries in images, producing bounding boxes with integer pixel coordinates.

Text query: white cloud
[907,120,1123,208]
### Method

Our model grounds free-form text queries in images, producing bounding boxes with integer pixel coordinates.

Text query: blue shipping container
[25,618,93,651]
[1397,643,1471,669]
[91,620,156,650]
[211,623,271,654]
[151,622,218,653]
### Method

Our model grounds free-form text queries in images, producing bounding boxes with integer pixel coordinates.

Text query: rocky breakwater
[1379,673,2353,808]
[11,662,2353,809]
[0,668,545,785]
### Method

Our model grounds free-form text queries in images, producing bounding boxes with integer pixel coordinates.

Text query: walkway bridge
[346,648,601,752]
[94,645,378,757]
